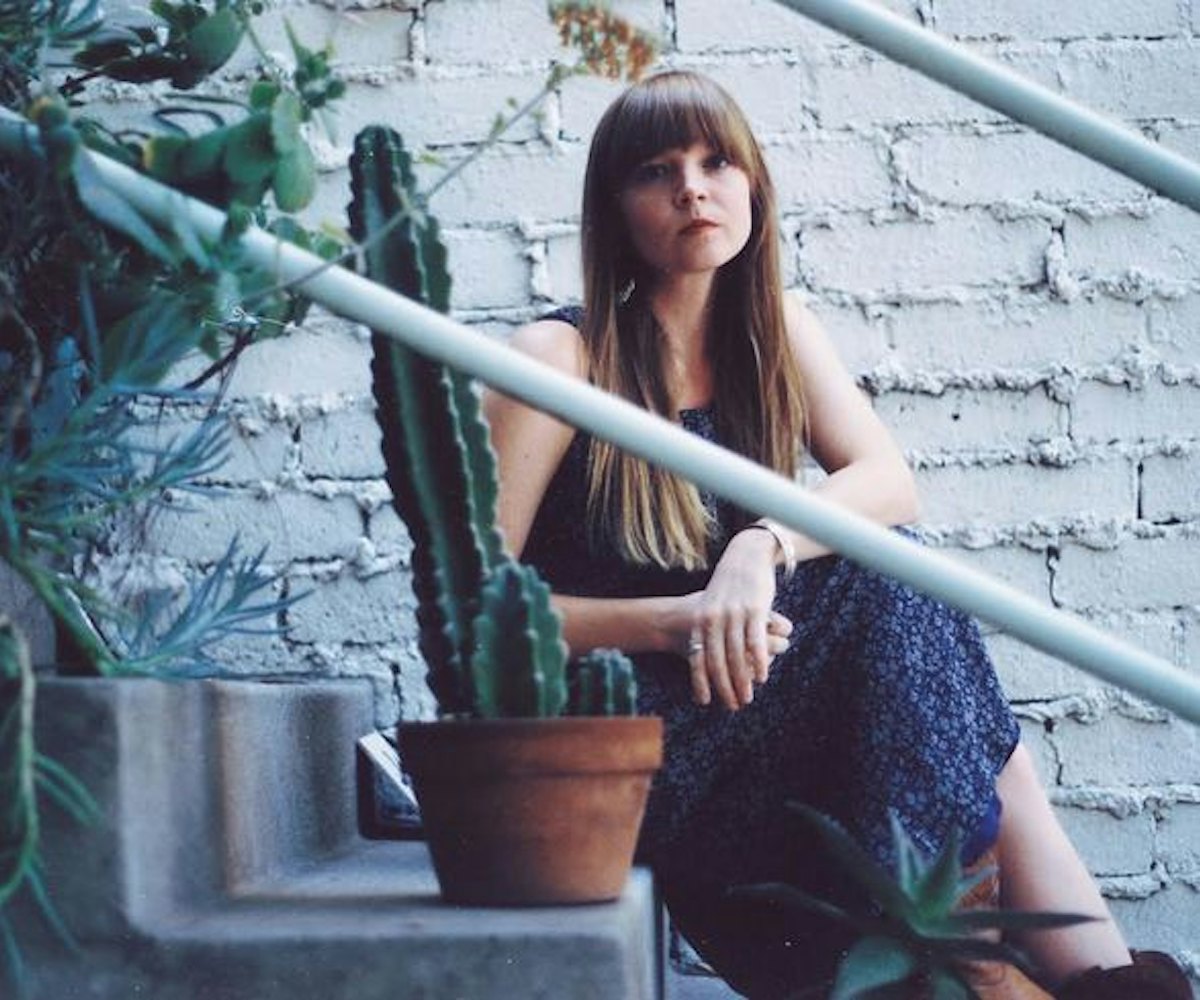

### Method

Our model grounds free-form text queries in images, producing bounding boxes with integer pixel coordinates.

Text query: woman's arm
[486,321,790,707]
[771,291,919,562]
[679,293,918,708]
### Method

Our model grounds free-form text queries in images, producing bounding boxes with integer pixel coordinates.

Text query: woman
[484,71,1182,998]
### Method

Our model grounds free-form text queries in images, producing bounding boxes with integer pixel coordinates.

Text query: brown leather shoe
[1055,950,1195,1000]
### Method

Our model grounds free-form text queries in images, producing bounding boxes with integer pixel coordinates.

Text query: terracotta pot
[397,716,663,906]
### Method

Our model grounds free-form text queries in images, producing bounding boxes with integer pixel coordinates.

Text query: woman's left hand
[685,528,792,710]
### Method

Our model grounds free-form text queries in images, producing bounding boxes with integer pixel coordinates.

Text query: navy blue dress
[523,309,1020,997]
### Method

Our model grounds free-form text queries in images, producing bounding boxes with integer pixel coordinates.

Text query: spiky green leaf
[831,935,919,1000]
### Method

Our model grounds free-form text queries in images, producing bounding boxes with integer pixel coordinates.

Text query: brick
[941,543,1052,600]
[1056,714,1200,785]
[224,6,413,78]
[1142,452,1200,523]
[883,296,1146,373]
[1109,884,1200,955]
[424,0,561,65]
[701,63,820,138]
[545,231,583,304]
[1057,41,1200,122]
[170,324,373,400]
[331,73,544,150]
[202,629,297,677]
[875,386,1066,454]
[1066,204,1200,286]
[937,0,1180,41]
[125,414,294,486]
[426,146,586,226]
[895,130,1142,206]
[676,0,847,53]
[1017,718,1059,784]
[1071,381,1200,445]
[302,409,385,480]
[916,458,1135,526]
[147,491,365,563]
[557,73,636,142]
[1058,807,1155,876]
[812,48,1061,130]
[989,633,1111,702]
[768,135,894,213]
[286,569,417,645]
[1054,535,1200,610]
[368,503,415,556]
[1158,802,1200,878]
[807,300,891,376]
[1000,608,1183,702]
[800,212,1048,296]
[1145,293,1200,366]
[443,227,530,309]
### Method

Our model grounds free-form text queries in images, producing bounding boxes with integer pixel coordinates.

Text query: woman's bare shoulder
[782,288,821,337]
[507,316,589,380]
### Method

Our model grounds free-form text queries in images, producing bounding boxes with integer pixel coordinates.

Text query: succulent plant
[568,647,638,716]
[736,804,1093,999]
[350,124,614,720]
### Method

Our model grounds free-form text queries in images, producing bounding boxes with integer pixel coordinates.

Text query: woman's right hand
[662,590,793,712]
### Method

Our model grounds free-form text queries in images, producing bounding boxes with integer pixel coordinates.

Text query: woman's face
[617,141,753,281]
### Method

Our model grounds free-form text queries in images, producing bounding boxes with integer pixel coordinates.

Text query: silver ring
[687,638,704,656]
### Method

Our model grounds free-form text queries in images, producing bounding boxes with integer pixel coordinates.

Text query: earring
[618,278,636,305]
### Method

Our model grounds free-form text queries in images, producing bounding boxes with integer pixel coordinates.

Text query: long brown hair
[580,70,806,570]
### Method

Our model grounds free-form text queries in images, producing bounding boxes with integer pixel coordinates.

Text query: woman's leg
[996,743,1132,985]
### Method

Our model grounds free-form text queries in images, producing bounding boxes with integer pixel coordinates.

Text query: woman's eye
[630,162,670,185]
[704,153,730,171]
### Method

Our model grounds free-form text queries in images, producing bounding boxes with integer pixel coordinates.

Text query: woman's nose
[676,165,707,205]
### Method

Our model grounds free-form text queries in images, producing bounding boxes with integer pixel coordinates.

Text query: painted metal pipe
[773,0,1200,212]
[2,114,1197,723]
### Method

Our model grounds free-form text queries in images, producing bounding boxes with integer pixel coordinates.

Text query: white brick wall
[107,0,1200,963]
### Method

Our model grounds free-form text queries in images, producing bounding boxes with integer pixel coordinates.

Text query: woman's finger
[767,610,793,636]
[705,621,739,710]
[744,610,770,686]
[686,632,711,706]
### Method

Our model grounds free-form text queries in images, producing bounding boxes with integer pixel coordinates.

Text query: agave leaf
[891,811,920,896]
[830,935,918,1000]
[913,827,966,925]
[729,881,859,930]
[950,908,1097,935]
[928,967,973,1000]
[787,804,921,925]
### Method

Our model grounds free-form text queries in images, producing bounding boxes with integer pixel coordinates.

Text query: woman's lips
[681,219,719,235]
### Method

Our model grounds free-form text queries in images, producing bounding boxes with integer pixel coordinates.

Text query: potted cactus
[348,125,662,906]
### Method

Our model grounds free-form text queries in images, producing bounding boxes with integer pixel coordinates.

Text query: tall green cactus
[470,562,567,718]
[568,648,639,716]
[349,125,573,718]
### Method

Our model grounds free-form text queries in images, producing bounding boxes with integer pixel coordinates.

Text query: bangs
[601,73,754,187]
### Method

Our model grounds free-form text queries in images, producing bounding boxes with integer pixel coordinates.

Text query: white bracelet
[745,518,797,581]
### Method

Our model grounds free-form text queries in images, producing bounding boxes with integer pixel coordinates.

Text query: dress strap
[539,304,584,329]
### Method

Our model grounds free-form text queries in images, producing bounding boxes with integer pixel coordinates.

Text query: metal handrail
[774,0,1200,213]
[3,115,1195,723]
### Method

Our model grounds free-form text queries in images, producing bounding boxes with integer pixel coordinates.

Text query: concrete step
[18,677,661,999]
